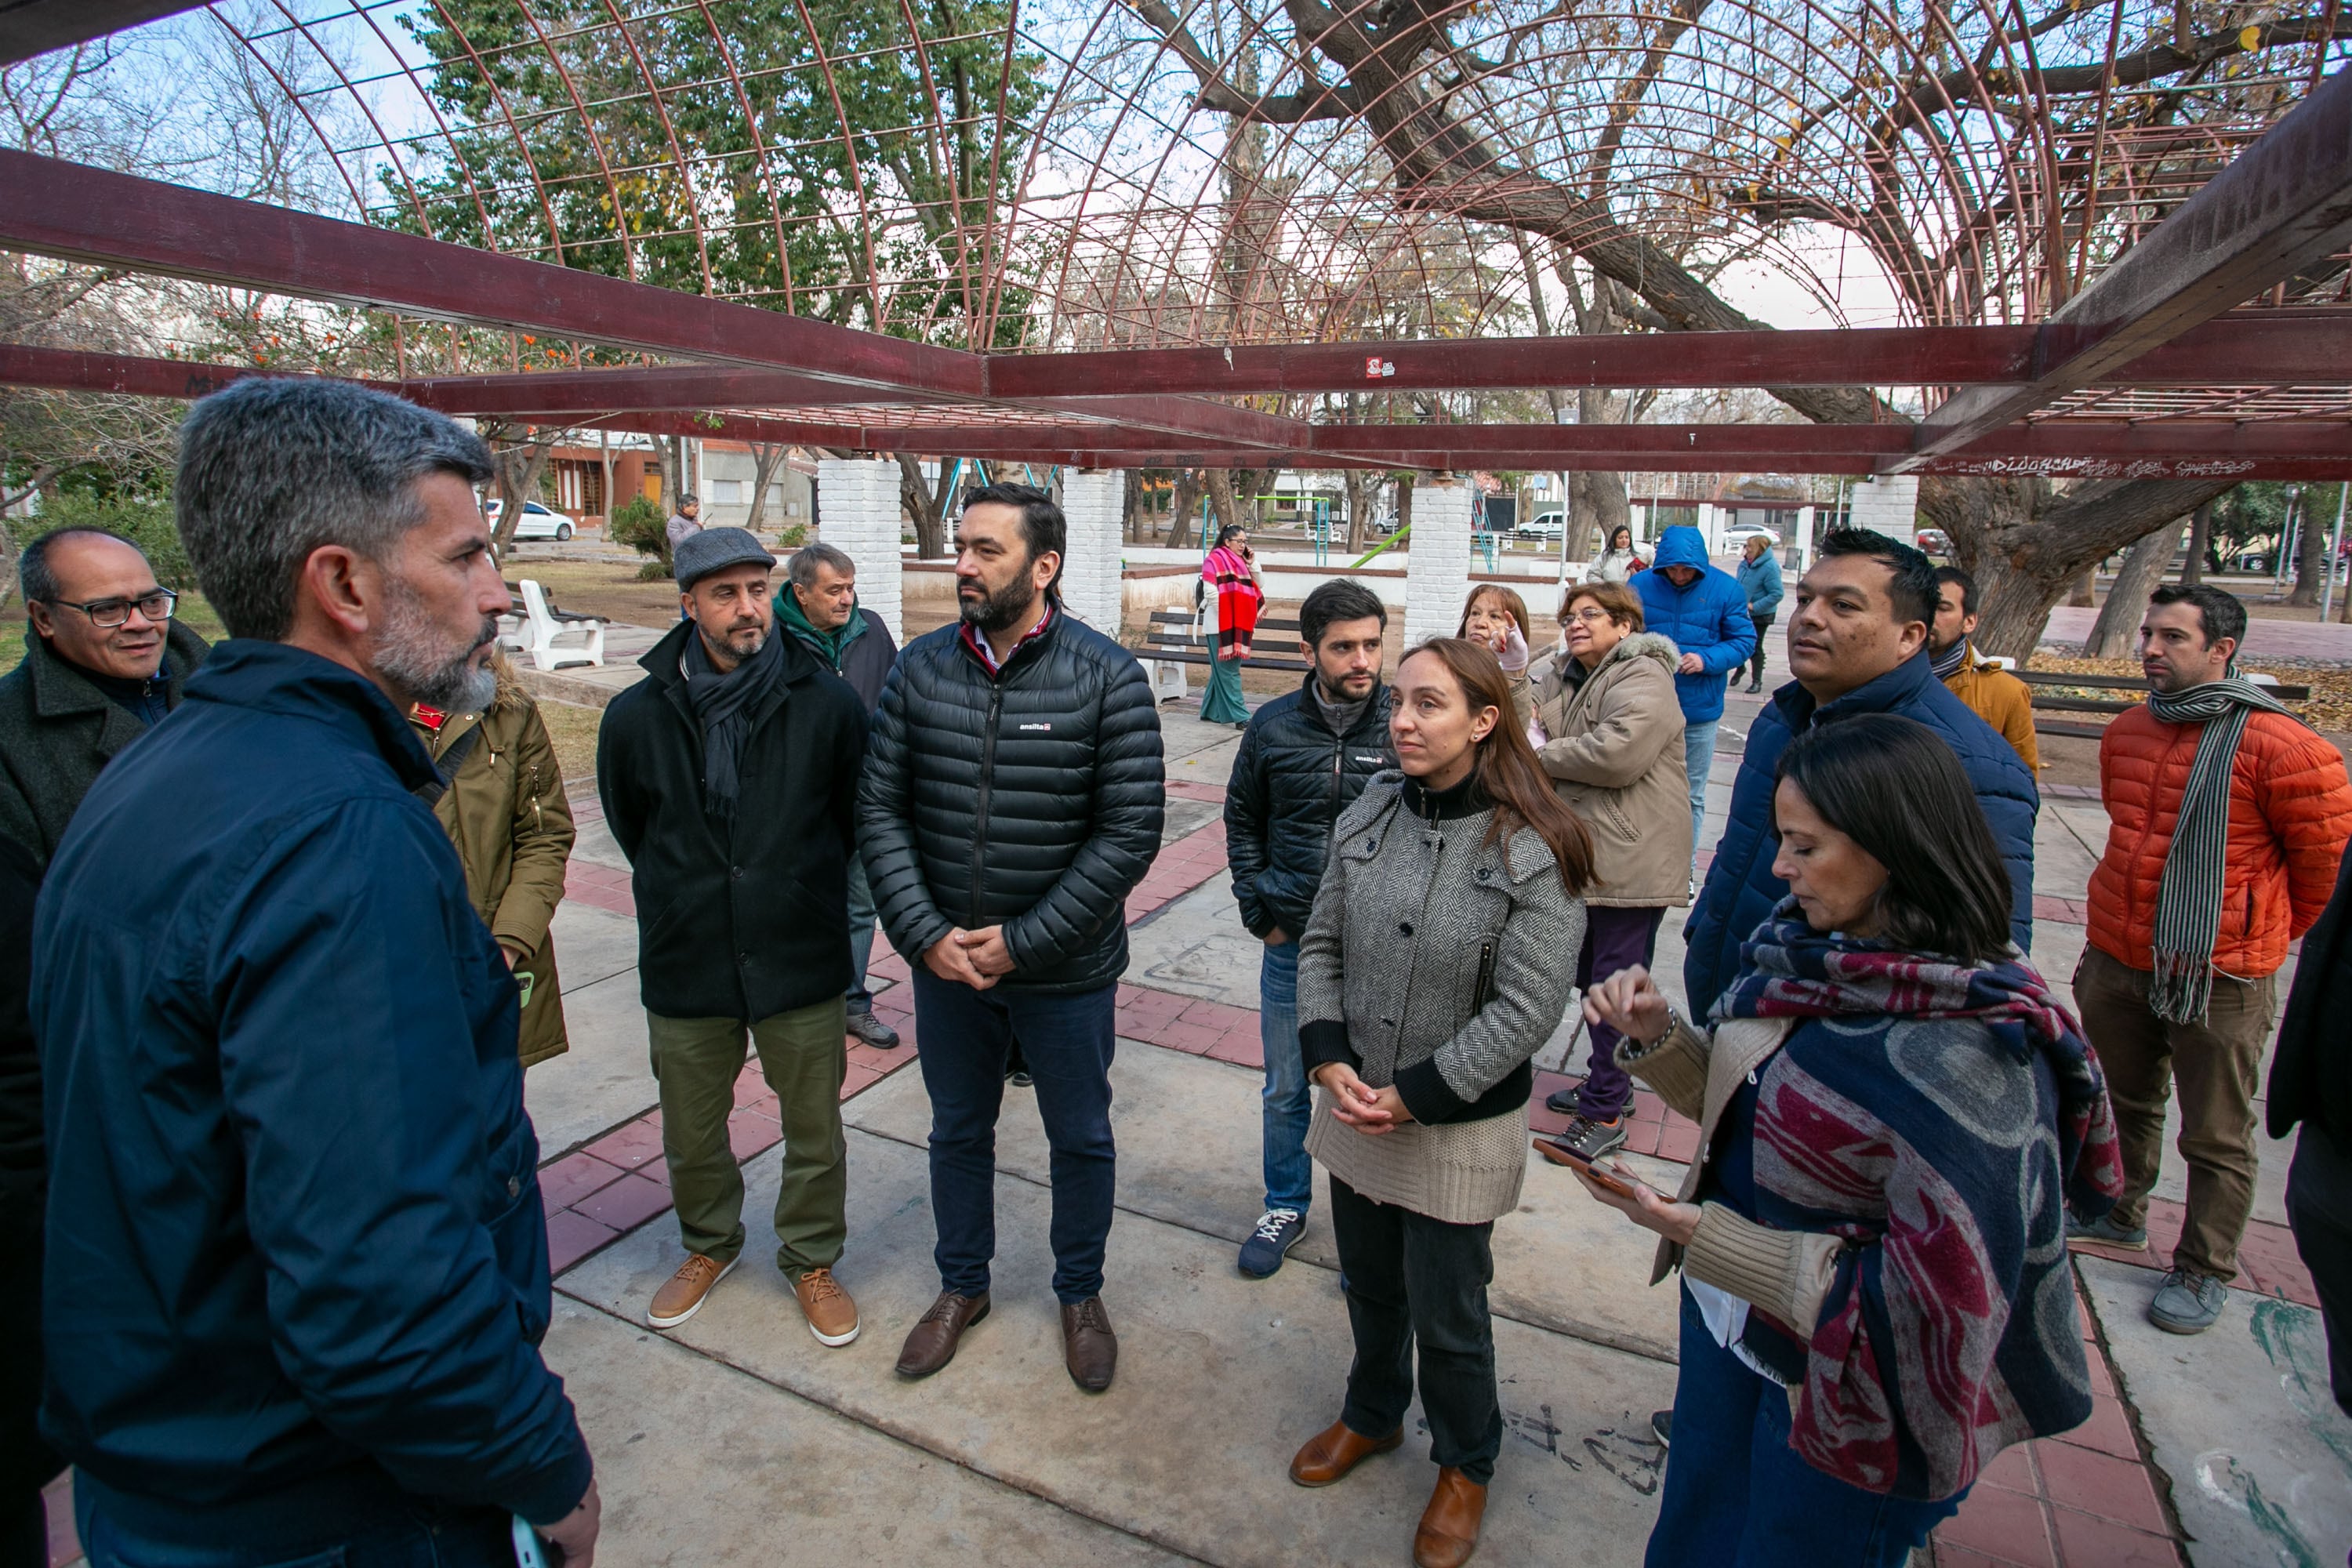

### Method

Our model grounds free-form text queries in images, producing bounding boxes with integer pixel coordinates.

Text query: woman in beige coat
[1526,580,1690,1163]
[412,652,575,1067]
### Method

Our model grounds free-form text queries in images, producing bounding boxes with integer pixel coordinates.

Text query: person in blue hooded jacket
[1634,525,1756,881]
[1734,532,1784,694]
[34,379,599,1566]
[1683,528,2038,1018]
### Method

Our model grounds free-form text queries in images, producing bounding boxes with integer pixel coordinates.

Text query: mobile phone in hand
[513,1515,564,1568]
[1534,1138,1641,1199]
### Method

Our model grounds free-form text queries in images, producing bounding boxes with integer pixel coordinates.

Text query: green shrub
[610,495,669,562]
[775,523,808,550]
[6,491,194,591]
[634,558,673,582]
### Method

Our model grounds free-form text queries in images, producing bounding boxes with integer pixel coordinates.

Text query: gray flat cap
[673,525,775,589]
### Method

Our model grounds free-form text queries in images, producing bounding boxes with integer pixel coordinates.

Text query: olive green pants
[647,997,848,1273]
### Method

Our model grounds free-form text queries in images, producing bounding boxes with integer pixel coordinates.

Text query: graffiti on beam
[1933,456,2260,479]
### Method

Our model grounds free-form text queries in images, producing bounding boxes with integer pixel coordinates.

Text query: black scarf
[682,626,787,820]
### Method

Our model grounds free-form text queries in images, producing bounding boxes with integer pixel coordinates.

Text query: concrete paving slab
[525,970,659,1158]
[558,1126,1679,1567]
[570,812,633,874]
[841,1039,1686,1361]
[2078,1254,2352,1567]
[543,1301,1190,1566]
[547,900,641,995]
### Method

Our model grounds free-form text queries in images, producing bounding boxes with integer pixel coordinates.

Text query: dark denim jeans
[76,1486,514,1568]
[1646,1285,1964,1566]
[910,971,1118,1304]
[1574,905,1668,1120]
[1258,938,1312,1215]
[1329,1176,1502,1485]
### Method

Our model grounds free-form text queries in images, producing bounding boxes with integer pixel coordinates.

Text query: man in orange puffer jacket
[2072,584,2352,1336]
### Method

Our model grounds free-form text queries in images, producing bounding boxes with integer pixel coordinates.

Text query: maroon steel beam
[401,365,956,414]
[1899,65,2352,470]
[0,151,989,401]
[0,344,325,401]
[0,0,208,65]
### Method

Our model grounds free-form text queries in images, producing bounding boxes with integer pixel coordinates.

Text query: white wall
[815,458,904,643]
[1058,470,1124,633]
[1846,476,1921,537]
[1403,481,1475,650]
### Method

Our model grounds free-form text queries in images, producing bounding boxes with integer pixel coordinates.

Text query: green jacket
[0,620,209,872]
[416,659,575,1066]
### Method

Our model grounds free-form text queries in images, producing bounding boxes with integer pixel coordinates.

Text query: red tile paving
[2034,895,2092,927]
[573,1171,671,1232]
[2067,1198,2318,1308]
[538,1150,626,1210]
[544,1207,622,1275]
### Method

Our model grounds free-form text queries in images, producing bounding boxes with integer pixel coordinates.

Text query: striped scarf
[2145,670,2295,1022]
[1929,637,1971,682]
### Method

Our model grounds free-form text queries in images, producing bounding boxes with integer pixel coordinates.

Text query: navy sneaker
[1238,1208,1305,1277]
[1650,1410,1672,1448]
[2066,1209,2148,1249]
[2149,1267,2229,1334]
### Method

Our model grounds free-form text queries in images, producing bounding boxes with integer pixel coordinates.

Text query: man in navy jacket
[1635,524,1755,882]
[1683,528,2039,1016]
[34,379,597,1565]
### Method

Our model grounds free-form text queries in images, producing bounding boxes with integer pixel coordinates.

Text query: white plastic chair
[515,579,605,671]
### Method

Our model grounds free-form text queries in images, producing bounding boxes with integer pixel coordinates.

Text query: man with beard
[34,380,599,1565]
[597,528,869,1343]
[1929,565,2038,771]
[1222,579,1394,1277]
[858,483,1164,1392]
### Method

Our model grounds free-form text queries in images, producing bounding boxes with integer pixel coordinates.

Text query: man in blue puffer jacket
[1683,528,2039,1016]
[1635,524,1756,881]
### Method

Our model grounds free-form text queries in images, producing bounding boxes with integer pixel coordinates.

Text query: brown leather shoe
[895,1290,989,1378]
[793,1267,860,1347]
[1412,1466,1488,1568]
[1060,1296,1118,1392]
[1288,1419,1404,1487]
[647,1253,736,1330]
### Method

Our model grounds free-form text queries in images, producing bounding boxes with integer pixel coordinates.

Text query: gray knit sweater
[1297,771,1586,1222]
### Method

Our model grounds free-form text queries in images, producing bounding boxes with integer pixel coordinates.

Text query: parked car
[1915,527,1952,555]
[1518,510,1566,540]
[1722,525,1780,550]
[485,499,578,542]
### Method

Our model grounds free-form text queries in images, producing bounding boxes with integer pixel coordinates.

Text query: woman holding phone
[1288,637,1591,1568]
[1199,523,1263,727]
[1455,584,1534,729]
[1571,714,2123,1566]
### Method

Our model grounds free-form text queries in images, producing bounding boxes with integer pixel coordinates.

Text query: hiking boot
[1061,1296,1119,1392]
[1744,677,1762,694]
[1006,1068,1033,1087]
[1544,1083,1581,1116]
[1288,1420,1403,1486]
[845,1010,900,1048]
[2149,1267,2229,1334]
[648,1253,736,1330]
[2066,1209,2149,1249]
[1544,1113,1628,1164]
[1413,1466,1488,1568]
[793,1267,860,1347]
[895,1290,989,1378]
[1238,1208,1305,1278]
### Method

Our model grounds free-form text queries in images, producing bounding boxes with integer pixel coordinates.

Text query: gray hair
[176,379,493,641]
[17,526,143,605]
[786,540,855,589]
[677,493,699,509]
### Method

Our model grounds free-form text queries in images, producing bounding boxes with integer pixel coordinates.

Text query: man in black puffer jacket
[858,483,1163,1395]
[1224,579,1395,1279]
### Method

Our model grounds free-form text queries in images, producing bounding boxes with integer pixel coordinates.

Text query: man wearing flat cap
[597,527,871,1341]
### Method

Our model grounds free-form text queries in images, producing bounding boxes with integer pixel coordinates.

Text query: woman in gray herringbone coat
[1287,637,1592,1568]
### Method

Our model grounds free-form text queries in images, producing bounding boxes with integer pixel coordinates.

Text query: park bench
[498,578,608,673]
[1991,662,2310,741]
[1141,608,1310,703]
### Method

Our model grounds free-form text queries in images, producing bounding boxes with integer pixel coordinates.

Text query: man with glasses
[0,527,207,870]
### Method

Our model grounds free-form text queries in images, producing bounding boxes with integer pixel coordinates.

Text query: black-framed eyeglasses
[45,589,178,628]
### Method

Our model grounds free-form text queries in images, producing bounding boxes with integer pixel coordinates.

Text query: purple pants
[1574,905,1668,1120]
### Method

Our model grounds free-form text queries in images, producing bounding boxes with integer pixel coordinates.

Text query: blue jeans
[78,1483,514,1568]
[910,971,1118,1303]
[1646,1286,1964,1567]
[846,855,879,1013]
[1258,938,1312,1215]
[1684,717,1719,877]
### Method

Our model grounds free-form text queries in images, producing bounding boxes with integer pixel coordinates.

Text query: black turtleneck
[1399,769,1490,821]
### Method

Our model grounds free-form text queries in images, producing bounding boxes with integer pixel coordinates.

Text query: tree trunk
[895,452,949,558]
[1167,469,1201,551]
[657,435,684,510]
[1203,470,1242,541]
[2292,495,2325,605]
[2180,502,2210,585]
[1344,470,1375,552]
[1396,473,1415,545]
[1123,470,1145,543]
[742,443,789,535]
[2085,521,2186,658]
[490,434,557,554]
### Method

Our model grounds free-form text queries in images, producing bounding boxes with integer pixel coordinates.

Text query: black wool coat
[2273,844,2352,1149]
[598,619,869,1023]
[857,608,1164,993]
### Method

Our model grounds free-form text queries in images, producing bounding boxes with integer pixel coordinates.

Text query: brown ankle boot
[1412,1466,1487,1568]
[1287,1419,1403,1486]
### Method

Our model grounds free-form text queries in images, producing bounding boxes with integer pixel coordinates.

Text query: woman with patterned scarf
[1198,523,1263,727]
[1570,713,2125,1566]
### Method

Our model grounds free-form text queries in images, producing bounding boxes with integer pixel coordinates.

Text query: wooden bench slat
[2014,669,2309,700]
[2035,719,2110,739]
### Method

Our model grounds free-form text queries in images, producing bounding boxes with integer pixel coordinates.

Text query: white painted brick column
[1403,478,1475,651]
[1846,476,1920,539]
[815,458,904,644]
[1057,470,1124,634]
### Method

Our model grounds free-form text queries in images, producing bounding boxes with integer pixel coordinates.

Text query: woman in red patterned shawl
[1198,523,1263,728]
[1570,714,2123,1566]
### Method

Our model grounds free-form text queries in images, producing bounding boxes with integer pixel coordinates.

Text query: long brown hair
[1400,637,1595,893]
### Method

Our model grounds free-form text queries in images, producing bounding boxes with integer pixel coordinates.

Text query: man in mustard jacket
[1931,566,2038,772]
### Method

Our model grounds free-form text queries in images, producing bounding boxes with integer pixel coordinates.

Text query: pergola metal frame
[2,0,2352,478]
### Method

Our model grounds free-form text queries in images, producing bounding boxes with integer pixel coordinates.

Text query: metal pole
[2327,481,2350,621]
